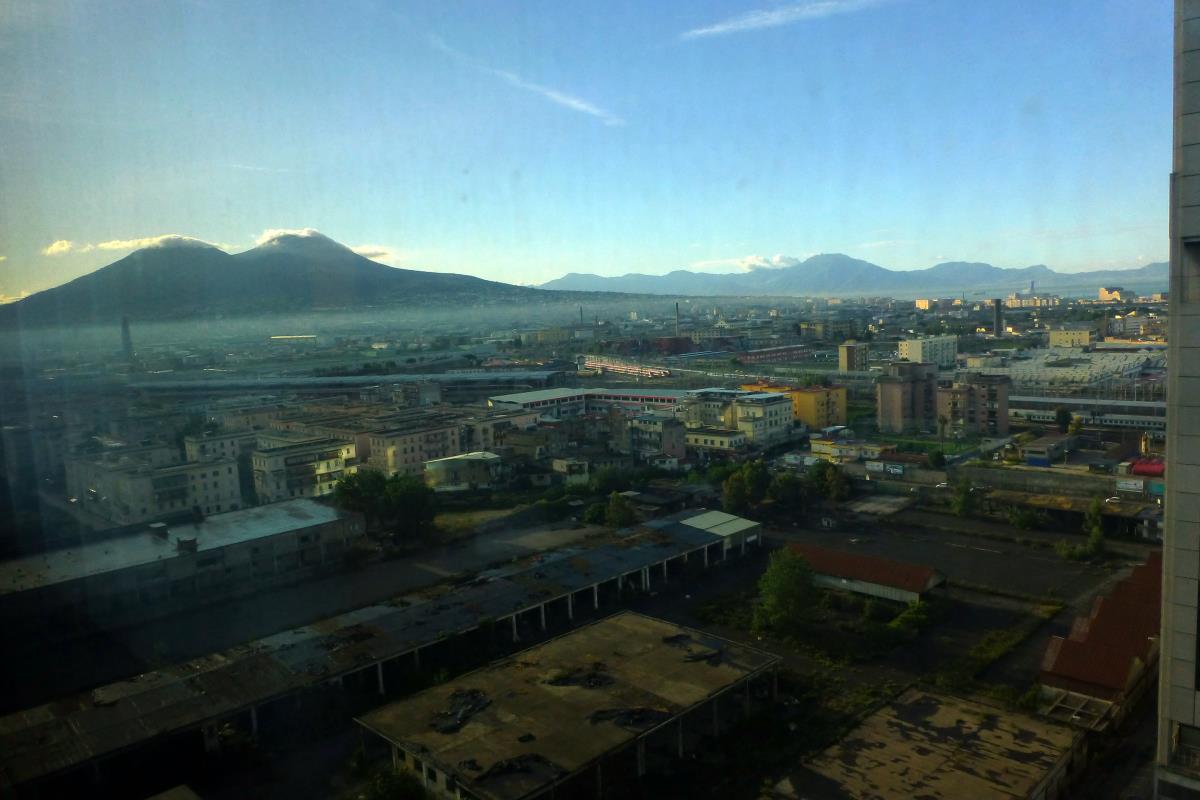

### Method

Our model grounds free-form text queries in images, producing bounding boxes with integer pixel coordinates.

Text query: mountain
[540,254,1169,297]
[2,231,549,326]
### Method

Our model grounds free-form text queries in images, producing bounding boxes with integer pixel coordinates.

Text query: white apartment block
[368,420,463,477]
[184,429,258,462]
[898,335,958,368]
[67,455,241,525]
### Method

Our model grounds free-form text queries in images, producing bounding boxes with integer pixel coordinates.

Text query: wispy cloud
[0,289,31,304]
[681,0,888,40]
[350,244,410,265]
[255,228,326,245]
[41,239,75,256]
[429,35,625,127]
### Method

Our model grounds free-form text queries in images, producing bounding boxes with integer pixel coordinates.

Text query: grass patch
[433,507,518,541]
[931,603,1061,691]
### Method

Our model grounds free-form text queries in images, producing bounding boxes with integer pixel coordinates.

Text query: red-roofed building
[788,543,945,604]
[1040,551,1162,704]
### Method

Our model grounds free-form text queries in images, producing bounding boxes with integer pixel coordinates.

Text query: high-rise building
[875,361,938,434]
[1157,3,1200,794]
[838,339,870,372]
[991,299,1003,337]
[935,373,1010,437]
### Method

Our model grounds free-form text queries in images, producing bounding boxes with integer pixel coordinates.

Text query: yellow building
[1048,328,1096,348]
[739,383,847,429]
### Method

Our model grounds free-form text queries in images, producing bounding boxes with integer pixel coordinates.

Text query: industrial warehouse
[357,612,780,800]
[0,510,762,794]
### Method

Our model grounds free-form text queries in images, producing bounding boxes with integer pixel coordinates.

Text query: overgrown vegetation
[1054,496,1106,560]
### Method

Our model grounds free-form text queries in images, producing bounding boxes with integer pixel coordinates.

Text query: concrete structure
[898,334,957,368]
[788,543,944,603]
[1157,5,1200,793]
[838,339,870,372]
[684,427,747,455]
[424,451,503,491]
[358,612,779,800]
[183,429,258,462]
[627,414,686,460]
[251,437,357,503]
[992,298,1004,337]
[875,361,938,434]
[781,689,1084,800]
[1099,286,1132,302]
[680,389,793,446]
[739,382,847,429]
[936,372,1011,437]
[1049,327,1097,348]
[66,451,241,525]
[368,413,464,477]
[0,514,759,793]
[0,499,363,634]
[488,387,687,419]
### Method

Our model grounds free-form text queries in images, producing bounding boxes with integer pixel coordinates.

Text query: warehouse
[788,543,944,603]
[357,612,780,800]
[776,689,1085,800]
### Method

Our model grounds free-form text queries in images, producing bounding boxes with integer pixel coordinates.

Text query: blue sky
[0,0,1173,299]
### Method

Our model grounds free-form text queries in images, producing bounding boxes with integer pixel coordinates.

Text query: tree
[951,478,975,517]
[604,491,637,528]
[937,414,949,453]
[767,471,807,514]
[582,502,606,525]
[1054,406,1072,434]
[928,450,947,470]
[754,549,817,633]
[1083,496,1106,555]
[383,474,436,544]
[741,460,771,505]
[722,472,751,515]
[808,461,850,506]
[589,467,628,495]
[334,469,389,529]
[1068,416,1083,435]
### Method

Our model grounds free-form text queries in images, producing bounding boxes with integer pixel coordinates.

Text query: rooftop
[425,451,502,464]
[788,543,942,595]
[357,612,779,800]
[0,499,348,596]
[782,689,1078,800]
[488,387,688,406]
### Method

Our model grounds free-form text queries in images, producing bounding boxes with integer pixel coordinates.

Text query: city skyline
[0,0,1173,298]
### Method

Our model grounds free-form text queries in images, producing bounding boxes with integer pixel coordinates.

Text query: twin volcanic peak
[3,231,537,325]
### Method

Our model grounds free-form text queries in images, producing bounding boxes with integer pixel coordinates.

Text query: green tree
[582,502,606,525]
[604,491,637,528]
[951,478,975,517]
[382,474,436,544]
[334,469,389,529]
[1083,496,1106,555]
[589,467,629,495]
[767,471,807,514]
[808,461,850,506]
[722,472,751,515]
[1054,407,1072,434]
[928,450,947,470]
[741,460,771,505]
[754,549,817,633]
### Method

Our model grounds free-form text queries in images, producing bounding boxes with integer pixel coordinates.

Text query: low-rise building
[685,427,747,454]
[423,451,503,491]
[739,382,847,430]
[66,450,241,525]
[183,429,258,462]
[627,414,686,460]
[0,499,364,633]
[367,413,464,477]
[1048,327,1097,348]
[788,543,945,603]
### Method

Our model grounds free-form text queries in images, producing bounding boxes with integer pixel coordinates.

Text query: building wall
[876,362,938,434]
[184,431,258,462]
[838,341,870,372]
[936,375,1010,437]
[1158,3,1200,790]
[1049,329,1096,348]
[368,424,462,477]
[898,335,957,368]
[252,440,357,503]
[67,456,241,525]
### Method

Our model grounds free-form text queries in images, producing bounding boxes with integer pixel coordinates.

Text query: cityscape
[0,2,1191,800]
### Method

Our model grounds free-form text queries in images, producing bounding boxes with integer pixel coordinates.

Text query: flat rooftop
[0,499,347,596]
[783,689,1078,800]
[358,612,779,800]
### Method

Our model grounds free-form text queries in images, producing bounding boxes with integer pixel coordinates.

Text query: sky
[0,0,1174,299]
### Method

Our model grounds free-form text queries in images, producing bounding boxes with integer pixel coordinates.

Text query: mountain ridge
[540,254,1168,297]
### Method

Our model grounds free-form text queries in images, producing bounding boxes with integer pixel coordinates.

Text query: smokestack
[991,299,1003,337]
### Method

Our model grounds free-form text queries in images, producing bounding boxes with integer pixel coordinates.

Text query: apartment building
[935,373,1011,437]
[367,414,464,477]
[739,382,847,430]
[1048,327,1097,348]
[875,361,938,434]
[898,334,958,368]
[183,429,258,462]
[838,340,870,372]
[627,414,686,460]
[251,437,357,503]
[66,452,241,526]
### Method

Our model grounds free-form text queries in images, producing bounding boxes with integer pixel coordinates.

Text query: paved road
[0,521,599,713]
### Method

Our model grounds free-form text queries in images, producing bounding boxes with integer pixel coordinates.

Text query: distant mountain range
[539,254,1169,297]
[2,232,554,326]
